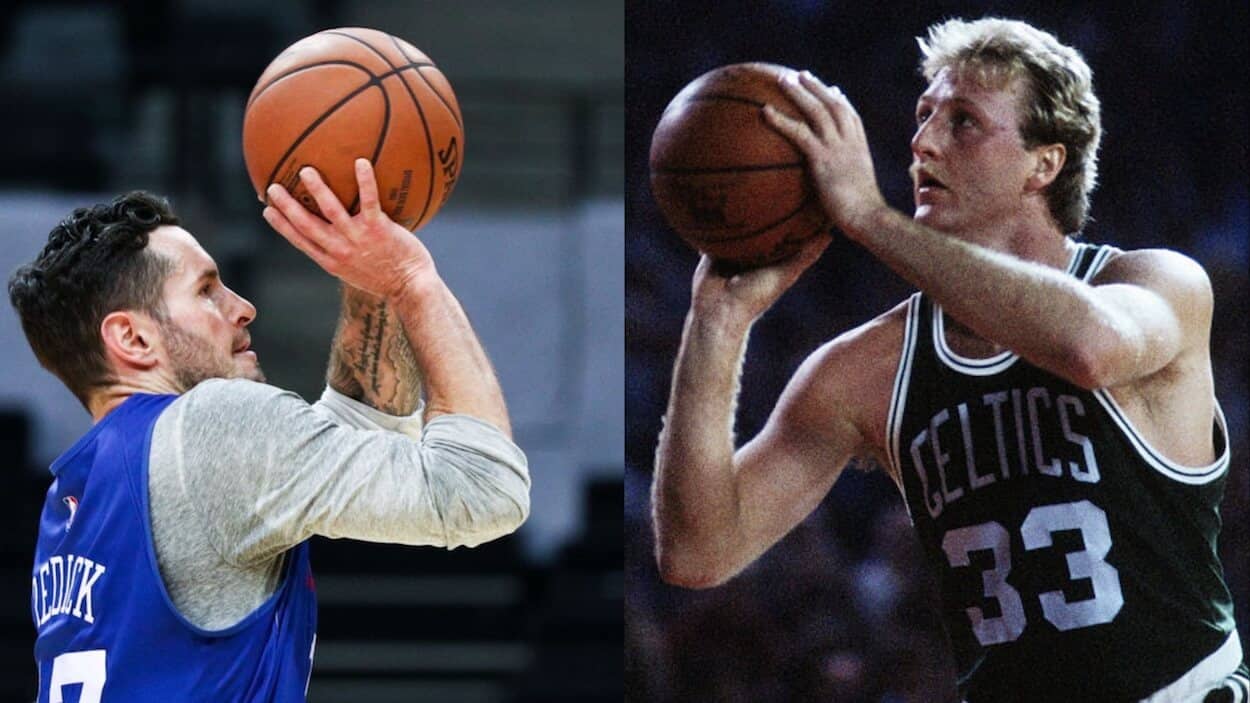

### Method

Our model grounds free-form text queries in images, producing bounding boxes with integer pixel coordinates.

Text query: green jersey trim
[931,245,1095,377]
[932,306,1018,375]
[1091,388,1230,484]
[886,292,924,480]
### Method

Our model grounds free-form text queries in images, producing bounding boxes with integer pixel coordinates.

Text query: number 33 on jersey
[886,251,1241,702]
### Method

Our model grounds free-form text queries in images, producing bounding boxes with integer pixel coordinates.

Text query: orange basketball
[649,63,828,267]
[243,27,463,231]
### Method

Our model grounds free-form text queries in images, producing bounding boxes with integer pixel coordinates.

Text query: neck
[87,375,182,422]
[941,215,1080,355]
[959,208,1075,271]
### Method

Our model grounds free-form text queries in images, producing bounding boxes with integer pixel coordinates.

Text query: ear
[99,311,161,372]
[1025,143,1066,192]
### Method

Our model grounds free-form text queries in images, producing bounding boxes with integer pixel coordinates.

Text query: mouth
[232,337,252,354]
[916,172,947,191]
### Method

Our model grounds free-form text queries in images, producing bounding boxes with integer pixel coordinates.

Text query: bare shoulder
[1096,247,1214,335]
[1095,247,1213,296]
[800,298,910,377]
[775,298,912,466]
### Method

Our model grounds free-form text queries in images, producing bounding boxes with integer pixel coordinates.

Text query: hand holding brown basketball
[764,71,887,238]
[649,63,830,268]
[243,27,463,232]
[263,159,437,300]
[689,235,831,324]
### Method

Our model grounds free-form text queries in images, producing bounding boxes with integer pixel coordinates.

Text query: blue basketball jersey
[32,393,318,702]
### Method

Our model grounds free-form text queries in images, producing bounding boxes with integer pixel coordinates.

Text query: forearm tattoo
[327,288,423,415]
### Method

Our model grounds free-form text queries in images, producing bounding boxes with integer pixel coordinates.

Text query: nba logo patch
[63,496,79,531]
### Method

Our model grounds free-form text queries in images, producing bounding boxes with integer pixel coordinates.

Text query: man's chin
[913,205,956,232]
[238,363,266,384]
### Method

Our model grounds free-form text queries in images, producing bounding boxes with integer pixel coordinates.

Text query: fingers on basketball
[354,158,382,218]
[298,167,352,226]
[263,202,334,269]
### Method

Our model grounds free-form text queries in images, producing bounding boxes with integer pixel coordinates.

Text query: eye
[916,108,931,125]
[199,283,213,296]
[953,111,977,128]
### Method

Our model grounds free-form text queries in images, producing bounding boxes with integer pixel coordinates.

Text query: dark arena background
[625,2,1248,701]
[0,1,621,701]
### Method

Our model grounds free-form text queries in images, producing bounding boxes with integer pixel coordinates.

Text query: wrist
[838,199,893,243]
[686,302,755,345]
[388,266,445,308]
[341,282,383,306]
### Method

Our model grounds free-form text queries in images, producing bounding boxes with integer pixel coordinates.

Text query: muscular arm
[653,293,898,589]
[766,72,1212,391]
[847,209,1212,390]
[327,285,423,415]
[265,160,511,438]
[390,273,511,435]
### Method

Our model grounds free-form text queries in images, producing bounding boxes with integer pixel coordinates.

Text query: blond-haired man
[653,17,1245,701]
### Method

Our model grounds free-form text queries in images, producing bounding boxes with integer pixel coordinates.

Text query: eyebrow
[915,96,989,119]
[191,268,220,287]
[917,95,981,108]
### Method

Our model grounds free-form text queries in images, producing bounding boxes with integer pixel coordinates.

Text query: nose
[228,287,257,327]
[910,118,941,161]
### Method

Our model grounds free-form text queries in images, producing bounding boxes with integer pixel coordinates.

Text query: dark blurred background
[626,2,1248,701]
[0,1,621,701]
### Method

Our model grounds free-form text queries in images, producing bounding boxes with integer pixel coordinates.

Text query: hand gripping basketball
[690,234,829,324]
[649,63,829,268]
[263,158,436,299]
[242,28,463,232]
[763,71,887,238]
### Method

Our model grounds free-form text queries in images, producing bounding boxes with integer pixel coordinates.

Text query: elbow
[654,540,733,590]
[507,488,531,534]
[445,493,528,548]
[657,561,726,591]
[1061,332,1124,391]
[441,467,531,549]
[484,481,532,542]
[1063,341,1107,390]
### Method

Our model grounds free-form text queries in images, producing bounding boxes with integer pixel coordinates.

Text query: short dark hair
[8,192,180,407]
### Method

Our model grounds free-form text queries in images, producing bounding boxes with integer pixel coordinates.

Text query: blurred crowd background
[626,2,1247,702]
[0,1,621,701]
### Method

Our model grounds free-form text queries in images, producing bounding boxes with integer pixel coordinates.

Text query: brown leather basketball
[649,62,828,267]
[243,27,463,231]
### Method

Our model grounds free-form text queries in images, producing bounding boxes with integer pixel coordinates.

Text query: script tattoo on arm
[327,285,423,415]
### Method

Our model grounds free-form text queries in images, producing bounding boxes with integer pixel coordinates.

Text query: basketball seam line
[255,68,437,220]
[247,60,375,110]
[385,33,440,228]
[680,197,816,244]
[688,93,769,108]
[321,30,457,130]
[411,66,463,129]
[319,30,406,214]
[262,75,390,199]
[323,29,436,227]
[364,76,394,214]
[247,58,434,110]
[380,34,463,129]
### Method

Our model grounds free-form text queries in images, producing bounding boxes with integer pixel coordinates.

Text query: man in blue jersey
[652,17,1246,701]
[9,159,530,701]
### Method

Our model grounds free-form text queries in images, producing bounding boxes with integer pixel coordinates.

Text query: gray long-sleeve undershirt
[146,378,530,630]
